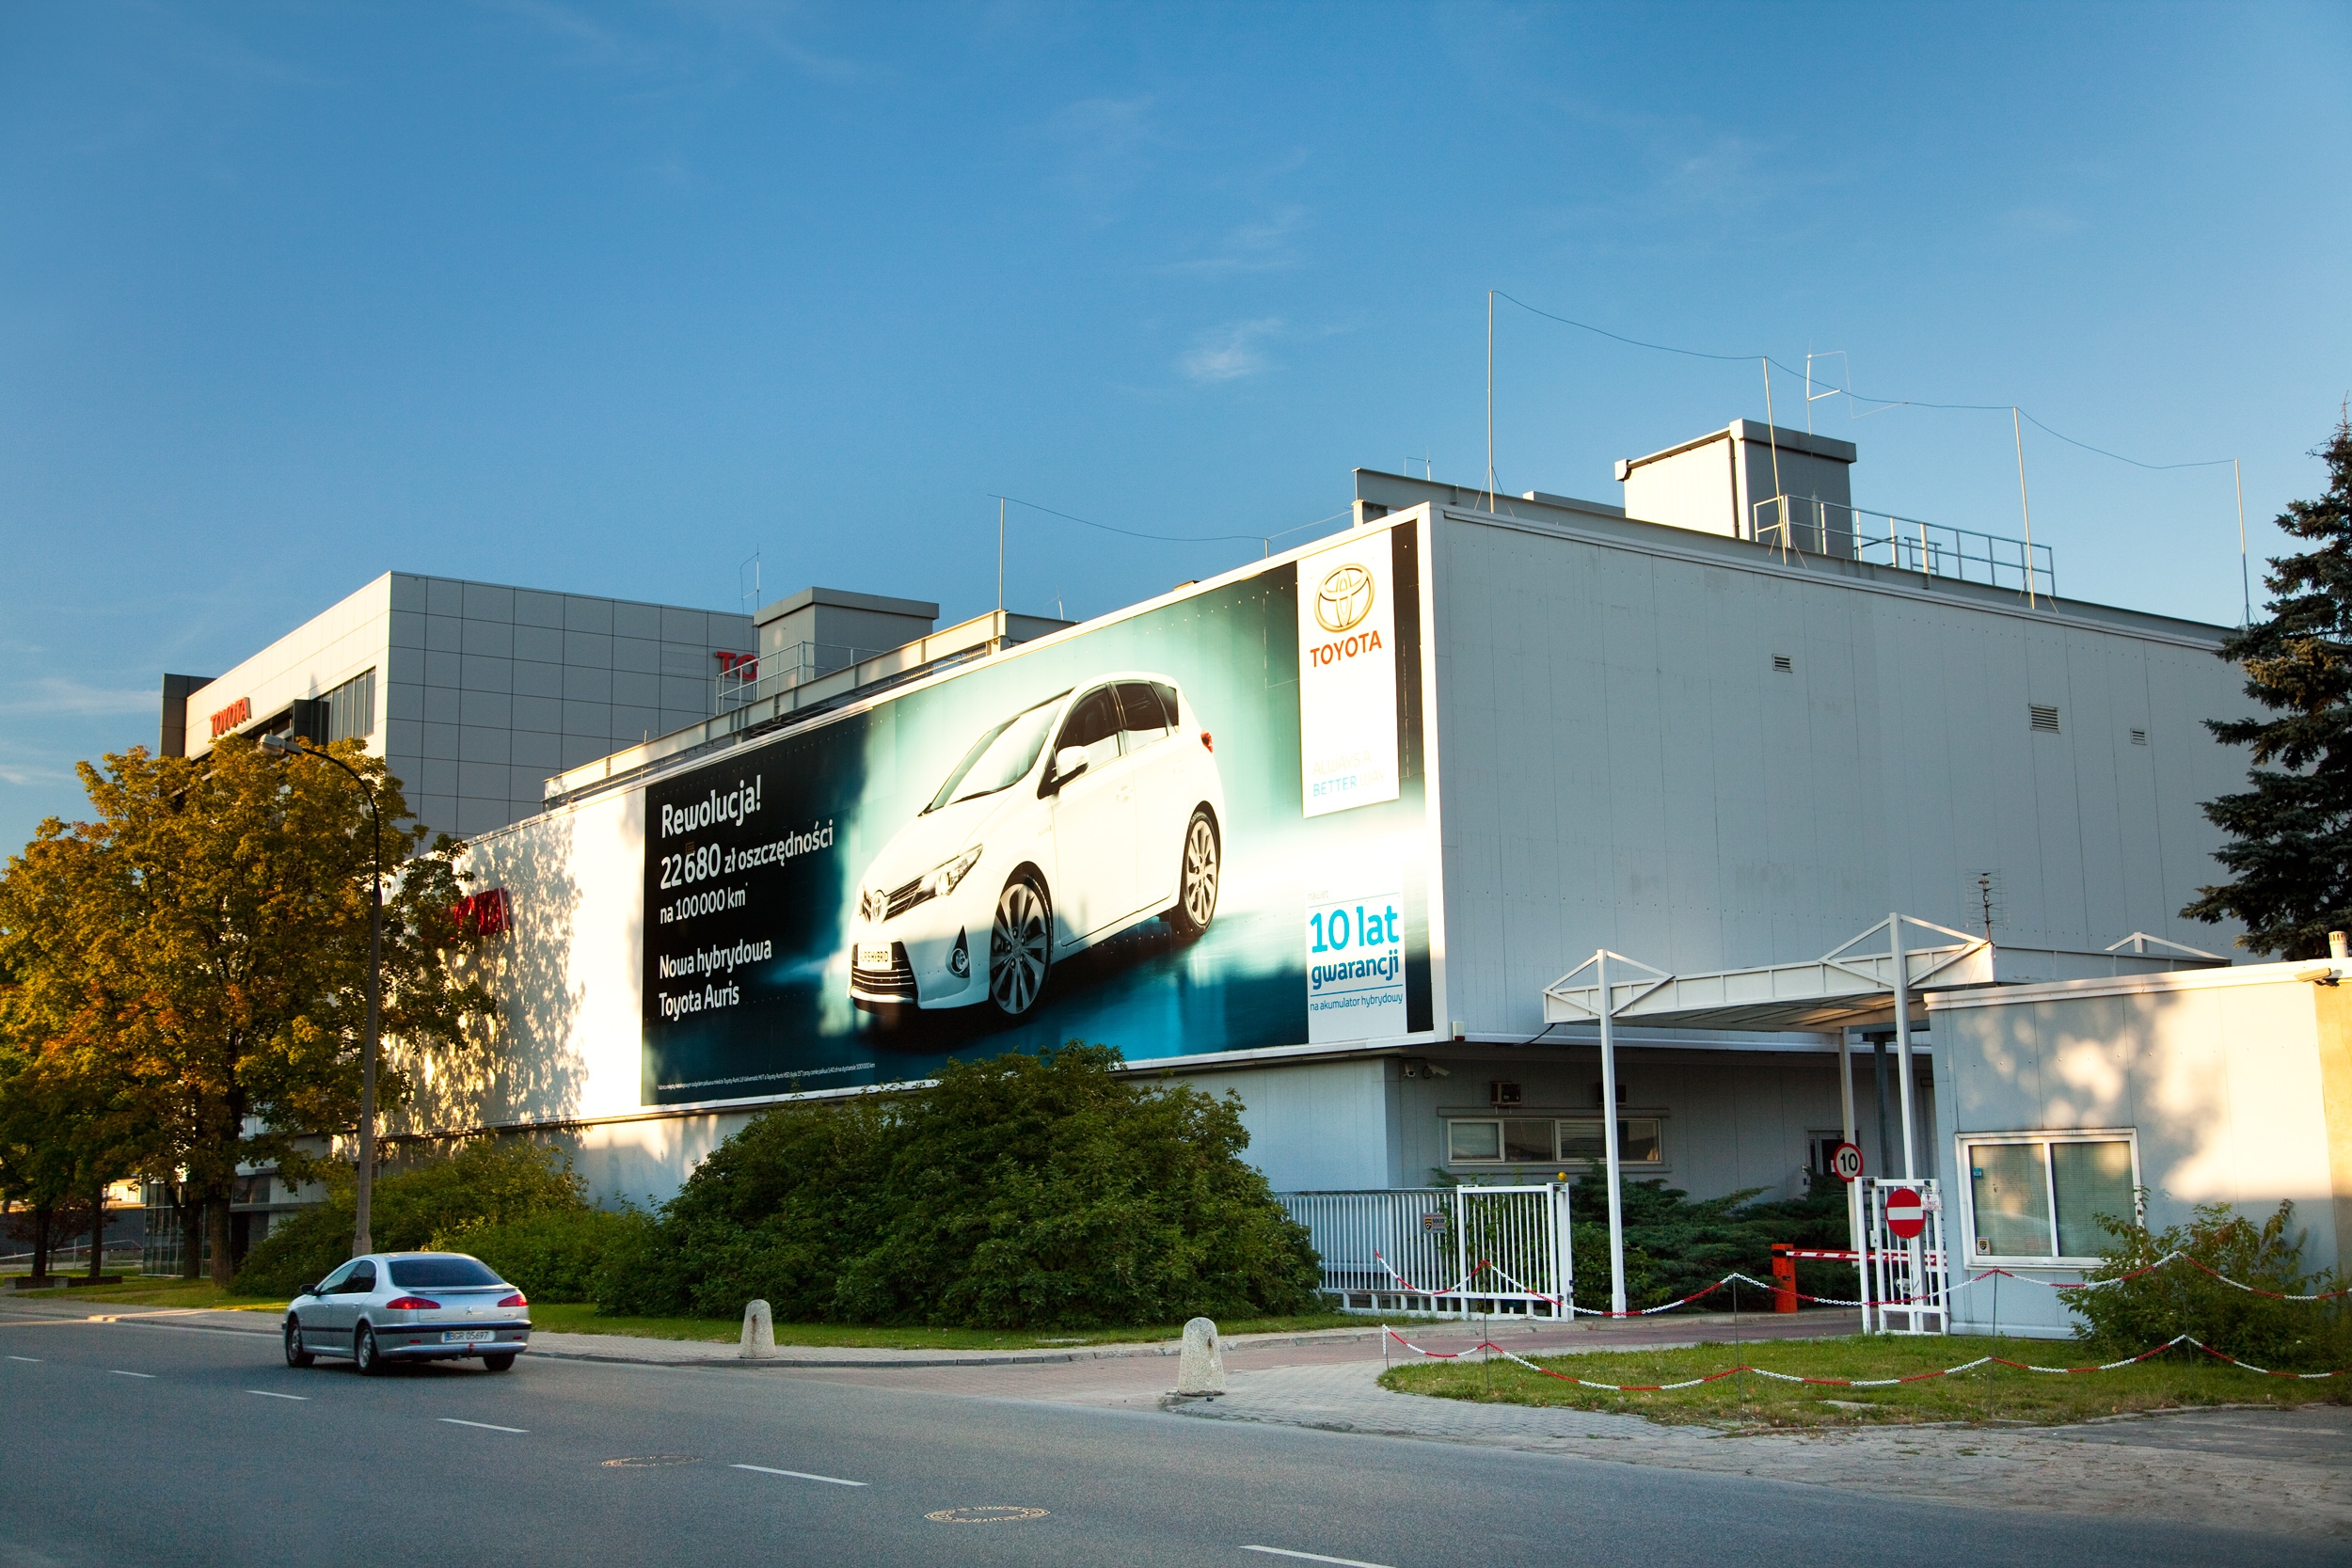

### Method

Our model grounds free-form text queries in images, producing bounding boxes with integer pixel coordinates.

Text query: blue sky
[4,2,2348,848]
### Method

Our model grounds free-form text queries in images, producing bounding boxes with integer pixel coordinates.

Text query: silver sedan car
[282,1252,532,1374]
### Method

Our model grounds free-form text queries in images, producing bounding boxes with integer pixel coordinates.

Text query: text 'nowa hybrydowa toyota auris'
[849,675,1225,1017]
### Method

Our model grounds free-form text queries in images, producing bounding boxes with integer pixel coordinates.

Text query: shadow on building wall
[389,814,588,1144]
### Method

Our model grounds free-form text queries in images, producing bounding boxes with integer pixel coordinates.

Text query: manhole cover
[925,1506,1049,1524]
[601,1456,701,1468]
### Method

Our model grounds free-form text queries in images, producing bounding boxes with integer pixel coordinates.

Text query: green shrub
[1565,1175,1851,1311]
[599,1043,1323,1329]
[2071,1200,2352,1370]
[431,1208,645,1303]
[232,1138,589,1295]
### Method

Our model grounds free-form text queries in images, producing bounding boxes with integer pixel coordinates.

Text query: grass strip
[526,1303,1364,1349]
[1379,1333,2352,1429]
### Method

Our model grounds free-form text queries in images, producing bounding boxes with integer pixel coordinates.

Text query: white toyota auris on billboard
[849,675,1225,1017]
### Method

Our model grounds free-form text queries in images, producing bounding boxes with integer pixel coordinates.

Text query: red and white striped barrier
[1383,1327,2352,1391]
[1374,1249,2348,1319]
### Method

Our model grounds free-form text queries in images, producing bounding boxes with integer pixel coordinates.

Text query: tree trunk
[205,1187,233,1289]
[175,1186,202,1280]
[87,1180,106,1282]
[29,1203,51,1283]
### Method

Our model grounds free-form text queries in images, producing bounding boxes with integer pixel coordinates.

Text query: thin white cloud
[1180,318,1284,384]
[0,676,158,721]
[1161,206,1310,277]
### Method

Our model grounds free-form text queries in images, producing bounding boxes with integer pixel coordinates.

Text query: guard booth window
[1963,1133,2137,1261]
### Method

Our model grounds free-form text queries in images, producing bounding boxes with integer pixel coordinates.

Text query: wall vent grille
[2030,705,2061,734]
[1772,654,1793,673]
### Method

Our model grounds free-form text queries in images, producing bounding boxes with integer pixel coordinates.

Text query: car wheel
[355,1323,386,1377]
[989,874,1052,1016]
[1168,810,1220,935]
[482,1353,516,1372]
[283,1321,313,1369]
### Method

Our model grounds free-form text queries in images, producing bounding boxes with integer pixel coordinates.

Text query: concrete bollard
[739,1299,776,1360]
[1175,1317,1224,1396]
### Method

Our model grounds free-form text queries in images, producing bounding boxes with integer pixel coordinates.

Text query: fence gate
[1275,1186,1573,1319]
[1864,1178,1948,1335]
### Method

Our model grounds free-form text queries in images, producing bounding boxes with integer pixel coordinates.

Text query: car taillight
[1200,731,1213,752]
[384,1296,438,1310]
[498,1293,528,1307]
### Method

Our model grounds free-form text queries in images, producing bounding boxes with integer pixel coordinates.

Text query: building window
[1447,1117,1664,1167]
[326,667,376,743]
[1963,1133,2137,1261]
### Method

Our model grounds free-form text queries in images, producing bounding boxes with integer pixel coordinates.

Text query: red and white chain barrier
[1413,1251,2352,1319]
[1382,1327,2352,1391]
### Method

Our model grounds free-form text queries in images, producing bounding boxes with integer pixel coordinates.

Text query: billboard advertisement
[638,515,1438,1106]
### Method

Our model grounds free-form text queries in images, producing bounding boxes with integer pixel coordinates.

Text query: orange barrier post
[1771,1243,1798,1313]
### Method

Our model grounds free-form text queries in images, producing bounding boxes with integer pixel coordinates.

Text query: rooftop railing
[1752,495,2056,603]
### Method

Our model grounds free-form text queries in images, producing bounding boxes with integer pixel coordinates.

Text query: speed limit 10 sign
[1828,1141,1865,1182]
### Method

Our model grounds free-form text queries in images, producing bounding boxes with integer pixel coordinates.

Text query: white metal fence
[1276,1186,1574,1319]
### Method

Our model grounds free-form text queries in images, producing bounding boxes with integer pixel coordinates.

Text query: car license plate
[857,944,892,971]
[440,1330,495,1343]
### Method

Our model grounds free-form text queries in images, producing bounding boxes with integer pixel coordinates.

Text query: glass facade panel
[326,667,376,743]
[1503,1119,1554,1162]
[1968,1142,2054,1258]
[1449,1121,1502,1162]
[2052,1140,2136,1258]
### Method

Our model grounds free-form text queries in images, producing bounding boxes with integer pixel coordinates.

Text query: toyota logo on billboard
[1314,563,1375,634]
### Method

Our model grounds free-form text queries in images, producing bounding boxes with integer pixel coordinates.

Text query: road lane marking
[1241,1548,1397,1568]
[108,1370,155,1379]
[8,1355,40,1363]
[438,1418,527,1433]
[246,1389,310,1401]
[731,1464,866,1487]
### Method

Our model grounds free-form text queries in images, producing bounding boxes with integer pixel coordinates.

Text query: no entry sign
[1884,1186,1927,1239]
[1828,1141,1864,1182]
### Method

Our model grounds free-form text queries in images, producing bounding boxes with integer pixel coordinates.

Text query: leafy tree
[0,738,487,1285]
[603,1044,1323,1329]
[2186,413,2352,956]
[232,1138,590,1296]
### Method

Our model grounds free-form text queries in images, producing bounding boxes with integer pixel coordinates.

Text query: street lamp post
[259,732,382,1257]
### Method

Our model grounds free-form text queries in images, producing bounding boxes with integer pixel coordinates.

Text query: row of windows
[1446,1117,1665,1167]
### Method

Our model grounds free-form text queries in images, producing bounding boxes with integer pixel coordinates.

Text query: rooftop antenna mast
[2011,408,2040,610]
[1486,291,1498,513]
[997,497,1005,621]
[739,549,761,617]
[1804,350,1849,436]
[2235,458,2251,627]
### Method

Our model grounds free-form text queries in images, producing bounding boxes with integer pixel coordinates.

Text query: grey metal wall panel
[1431,509,2249,1036]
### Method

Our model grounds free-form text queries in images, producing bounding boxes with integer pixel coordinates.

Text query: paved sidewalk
[1179,1355,2352,1539]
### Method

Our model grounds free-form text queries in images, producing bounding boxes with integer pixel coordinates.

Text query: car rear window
[388,1257,502,1289]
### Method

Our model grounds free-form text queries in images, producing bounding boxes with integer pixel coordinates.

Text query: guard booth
[1539,916,2222,1333]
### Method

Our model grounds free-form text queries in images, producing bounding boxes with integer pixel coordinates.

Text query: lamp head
[258,732,305,756]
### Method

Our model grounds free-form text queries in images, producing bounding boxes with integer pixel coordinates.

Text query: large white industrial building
[157,419,2313,1320]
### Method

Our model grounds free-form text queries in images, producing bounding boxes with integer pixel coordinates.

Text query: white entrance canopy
[1534,915,2224,1322]
[1540,918,2223,1033]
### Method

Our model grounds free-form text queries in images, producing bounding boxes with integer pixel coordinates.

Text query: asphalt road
[0,1318,2334,1568]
